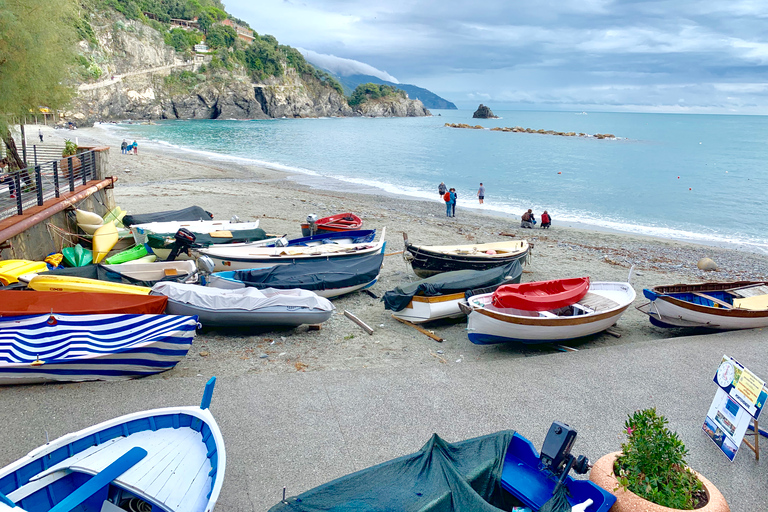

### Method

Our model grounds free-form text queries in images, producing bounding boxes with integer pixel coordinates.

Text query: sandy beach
[42,124,768,378]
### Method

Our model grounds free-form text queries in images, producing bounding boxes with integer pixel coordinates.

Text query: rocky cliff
[67,12,424,125]
[355,96,430,117]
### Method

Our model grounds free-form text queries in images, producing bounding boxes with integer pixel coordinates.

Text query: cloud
[299,49,399,82]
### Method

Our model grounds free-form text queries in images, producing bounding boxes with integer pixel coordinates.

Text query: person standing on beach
[444,188,452,217]
[38,129,43,142]
[121,140,127,154]
[541,211,551,229]
[477,183,485,204]
[132,140,138,155]
[450,188,457,217]
[438,182,447,197]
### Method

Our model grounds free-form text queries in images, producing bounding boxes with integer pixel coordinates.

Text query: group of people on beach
[521,209,551,229]
[438,182,487,218]
[121,139,138,155]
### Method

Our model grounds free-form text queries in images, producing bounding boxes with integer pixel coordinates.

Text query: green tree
[206,24,236,49]
[0,0,78,169]
[348,83,403,106]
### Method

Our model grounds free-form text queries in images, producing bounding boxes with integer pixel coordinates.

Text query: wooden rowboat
[0,378,224,511]
[300,213,362,236]
[403,233,529,278]
[637,281,768,330]
[464,281,635,344]
[492,277,590,311]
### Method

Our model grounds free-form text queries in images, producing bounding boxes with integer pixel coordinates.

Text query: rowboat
[637,281,768,330]
[492,277,590,311]
[0,313,197,384]
[384,260,523,324]
[197,228,386,272]
[301,212,363,236]
[27,275,151,295]
[0,291,168,316]
[403,233,529,278]
[132,219,261,245]
[464,281,636,344]
[122,205,213,227]
[0,260,48,286]
[152,282,335,327]
[267,229,376,247]
[206,250,384,299]
[0,377,224,511]
[22,262,194,288]
[269,422,615,512]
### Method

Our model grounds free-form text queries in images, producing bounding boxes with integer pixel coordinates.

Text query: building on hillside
[194,43,209,53]
[219,19,255,43]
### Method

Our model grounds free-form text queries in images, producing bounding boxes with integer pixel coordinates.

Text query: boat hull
[0,313,196,384]
[165,301,334,327]
[392,292,468,323]
[466,282,635,344]
[207,273,378,299]
[643,296,768,330]
[405,238,529,278]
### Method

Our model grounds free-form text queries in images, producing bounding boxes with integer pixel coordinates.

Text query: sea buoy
[689,188,692,190]
[558,172,562,174]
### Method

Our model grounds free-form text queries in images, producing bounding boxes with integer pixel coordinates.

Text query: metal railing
[0,149,97,221]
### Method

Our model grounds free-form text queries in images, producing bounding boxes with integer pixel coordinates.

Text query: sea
[98,110,768,254]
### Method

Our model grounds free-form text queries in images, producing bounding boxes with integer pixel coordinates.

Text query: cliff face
[355,97,430,117]
[67,12,423,125]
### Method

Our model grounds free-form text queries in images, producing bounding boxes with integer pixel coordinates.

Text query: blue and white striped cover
[0,313,197,384]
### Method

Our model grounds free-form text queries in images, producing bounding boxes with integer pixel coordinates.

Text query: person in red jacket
[541,210,551,229]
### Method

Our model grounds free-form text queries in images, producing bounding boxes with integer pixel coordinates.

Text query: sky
[225,0,768,113]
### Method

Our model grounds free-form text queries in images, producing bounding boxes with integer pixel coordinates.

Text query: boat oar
[538,455,575,512]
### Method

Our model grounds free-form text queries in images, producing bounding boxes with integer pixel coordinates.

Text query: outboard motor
[166,228,196,261]
[540,421,590,493]
[306,214,318,236]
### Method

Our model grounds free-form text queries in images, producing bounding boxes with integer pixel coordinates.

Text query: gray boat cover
[269,430,517,512]
[224,252,384,291]
[152,282,335,312]
[123,206,213,227]
[383,260,523,312]
[45,264,190,287]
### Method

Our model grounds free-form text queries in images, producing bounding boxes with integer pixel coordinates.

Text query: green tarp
[269,431,517,512]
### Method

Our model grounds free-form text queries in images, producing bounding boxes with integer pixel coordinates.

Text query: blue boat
[0,377,225,512]
[269,421,615,512]
[0,313,197,385]
[273,229,376,247]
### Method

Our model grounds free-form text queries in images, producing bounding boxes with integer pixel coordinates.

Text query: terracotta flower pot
[589,452,729,512]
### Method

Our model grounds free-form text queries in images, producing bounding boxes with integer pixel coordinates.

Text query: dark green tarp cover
[383,260,523,312]
[146,228,268,249]
[122,206,213,227]
[269,431,517,512]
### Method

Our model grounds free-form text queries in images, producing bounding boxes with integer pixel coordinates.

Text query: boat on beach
[205,250,384,299]
[403,233,529,278]
[152,282,335,327]
[637,281,768,330]
[27,275,151,295]
[383,260,523,324]
[0,290,168,316]
[131,219,261,244]
[0,377,225,512]
[269,421,615,512]
[196,228,386,271]
[122,205,213,227]
[0,260,48,286]
[267,229,376,247]
[0,313,197,384]
[463,280,636,344]
[21,261,197,288]
[300,212,362,236]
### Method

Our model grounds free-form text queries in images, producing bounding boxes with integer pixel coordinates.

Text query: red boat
[0,291,168,316]
[301,213,363,236]
[491,277,590,311]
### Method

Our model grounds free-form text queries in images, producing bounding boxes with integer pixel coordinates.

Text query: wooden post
[392,315,444,342]
[742,419,760,461]
[343,310,374,335]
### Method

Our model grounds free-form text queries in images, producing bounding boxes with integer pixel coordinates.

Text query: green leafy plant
[62,139,78,157]
[615,408,703,509]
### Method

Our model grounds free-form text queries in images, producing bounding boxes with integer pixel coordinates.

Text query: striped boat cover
[0,314,197,384]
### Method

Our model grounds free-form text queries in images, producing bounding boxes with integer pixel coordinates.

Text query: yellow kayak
[93,221,118,263]
[28,275,151,295]
[0,260,49,285]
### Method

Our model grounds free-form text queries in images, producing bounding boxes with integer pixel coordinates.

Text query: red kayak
[301,213,363,236]
[491,277,590,311]
[0,291,168,316]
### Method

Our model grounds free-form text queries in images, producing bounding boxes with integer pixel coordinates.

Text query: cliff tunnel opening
[253,87,268,116]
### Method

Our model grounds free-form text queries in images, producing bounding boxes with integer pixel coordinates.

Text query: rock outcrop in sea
[472,104,498,118]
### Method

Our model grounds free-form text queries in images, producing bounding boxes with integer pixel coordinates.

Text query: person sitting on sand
[520,209,534,228]
[541,210,551,229]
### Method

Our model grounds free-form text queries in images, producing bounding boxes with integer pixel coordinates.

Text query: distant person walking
[450,188,457,217]
[132,140,138,155]
[477,183,485,204]
[38,129,43,142]
[444,189,452,217]
[121,140,127,154]
[541,211,551,229]
[438,181,447,197]
[520,209,534,228]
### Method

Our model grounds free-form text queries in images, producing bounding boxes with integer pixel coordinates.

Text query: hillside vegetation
[348,83,405,107]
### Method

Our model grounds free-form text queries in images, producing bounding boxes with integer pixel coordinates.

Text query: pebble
[437,350,444,354]
[199,351,209,357]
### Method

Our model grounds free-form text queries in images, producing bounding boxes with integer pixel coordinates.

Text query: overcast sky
[225,0,768,113]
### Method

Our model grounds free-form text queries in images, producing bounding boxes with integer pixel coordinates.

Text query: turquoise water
[102,110,768,253]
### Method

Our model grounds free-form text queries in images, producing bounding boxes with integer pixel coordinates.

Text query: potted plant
[590,408,729,511]
[59,139,81,181]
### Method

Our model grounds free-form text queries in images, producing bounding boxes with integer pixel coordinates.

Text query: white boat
[637,281,768,330]
[197,228,386,271]
[0,377,225,512]
[152,282,336,327]
[103,260,198,283]
[463,281,636,344]
[131,219,261,244]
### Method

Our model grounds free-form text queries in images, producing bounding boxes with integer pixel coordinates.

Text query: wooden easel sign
[702,355,766,461]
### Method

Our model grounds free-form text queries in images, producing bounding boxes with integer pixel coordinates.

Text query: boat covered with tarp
[0,291,168,316]
[31,262,195,288]
[122,206,213,227]
[205,251,384,298]
[383,260,523,323]
[269,425,615,512]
